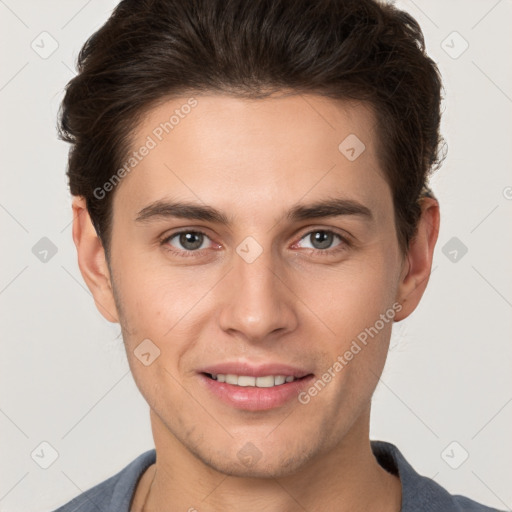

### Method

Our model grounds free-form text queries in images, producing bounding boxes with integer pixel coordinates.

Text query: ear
[71,196,119,323]
[394,197,440,321]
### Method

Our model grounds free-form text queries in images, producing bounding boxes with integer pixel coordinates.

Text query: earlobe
[394,197,440,322]
[71,196,119,323]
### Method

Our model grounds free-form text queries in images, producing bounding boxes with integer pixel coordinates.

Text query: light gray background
[1,1,511,511]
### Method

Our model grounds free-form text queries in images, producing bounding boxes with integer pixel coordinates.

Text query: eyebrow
[135,197,373,225]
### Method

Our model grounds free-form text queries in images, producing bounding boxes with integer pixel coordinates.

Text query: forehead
[113,93,391,224]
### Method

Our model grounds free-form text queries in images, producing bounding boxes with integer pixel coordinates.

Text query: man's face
[107,93,406,477]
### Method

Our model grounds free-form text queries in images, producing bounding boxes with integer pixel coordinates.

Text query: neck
[136,407,401,512]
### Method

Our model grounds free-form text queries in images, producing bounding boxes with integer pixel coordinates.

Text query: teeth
[237,375,256,386]
[256,375,275,388]
[210,374,297,387]
[225,374,238,385]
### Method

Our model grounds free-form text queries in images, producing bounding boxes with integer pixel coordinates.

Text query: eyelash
[159,229,352,259]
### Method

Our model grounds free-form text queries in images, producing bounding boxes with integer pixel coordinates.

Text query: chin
[195,444,317,479]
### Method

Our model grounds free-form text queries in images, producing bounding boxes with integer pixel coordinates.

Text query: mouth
[198,370,315,411]
[202,372,310,388]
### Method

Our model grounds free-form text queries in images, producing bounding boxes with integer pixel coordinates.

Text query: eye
[162,230,212,255]
[295,230,349,254]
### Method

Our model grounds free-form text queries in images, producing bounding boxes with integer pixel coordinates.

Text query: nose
[218,243,298,344]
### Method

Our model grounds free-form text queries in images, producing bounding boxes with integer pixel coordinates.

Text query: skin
[72,92,439,512]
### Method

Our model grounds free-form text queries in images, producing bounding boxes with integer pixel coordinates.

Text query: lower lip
[199,373,315,411]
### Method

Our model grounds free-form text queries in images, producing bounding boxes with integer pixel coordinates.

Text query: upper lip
[198,361,312,379]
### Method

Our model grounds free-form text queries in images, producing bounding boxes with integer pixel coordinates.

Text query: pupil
[180,232,203,250]
[312,231,332,249]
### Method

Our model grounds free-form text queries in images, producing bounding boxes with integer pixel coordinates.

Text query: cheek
[305,256,399,404]
[299,244,400,334]
[112,252,219,358]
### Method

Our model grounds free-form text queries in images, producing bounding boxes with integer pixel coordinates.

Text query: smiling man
[52,1,503,511]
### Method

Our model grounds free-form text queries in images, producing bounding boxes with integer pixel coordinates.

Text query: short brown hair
[58,0,444,258]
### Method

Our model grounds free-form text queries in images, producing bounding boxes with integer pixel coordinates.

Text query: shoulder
[49,449,156,512]
[371,440,505,512]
